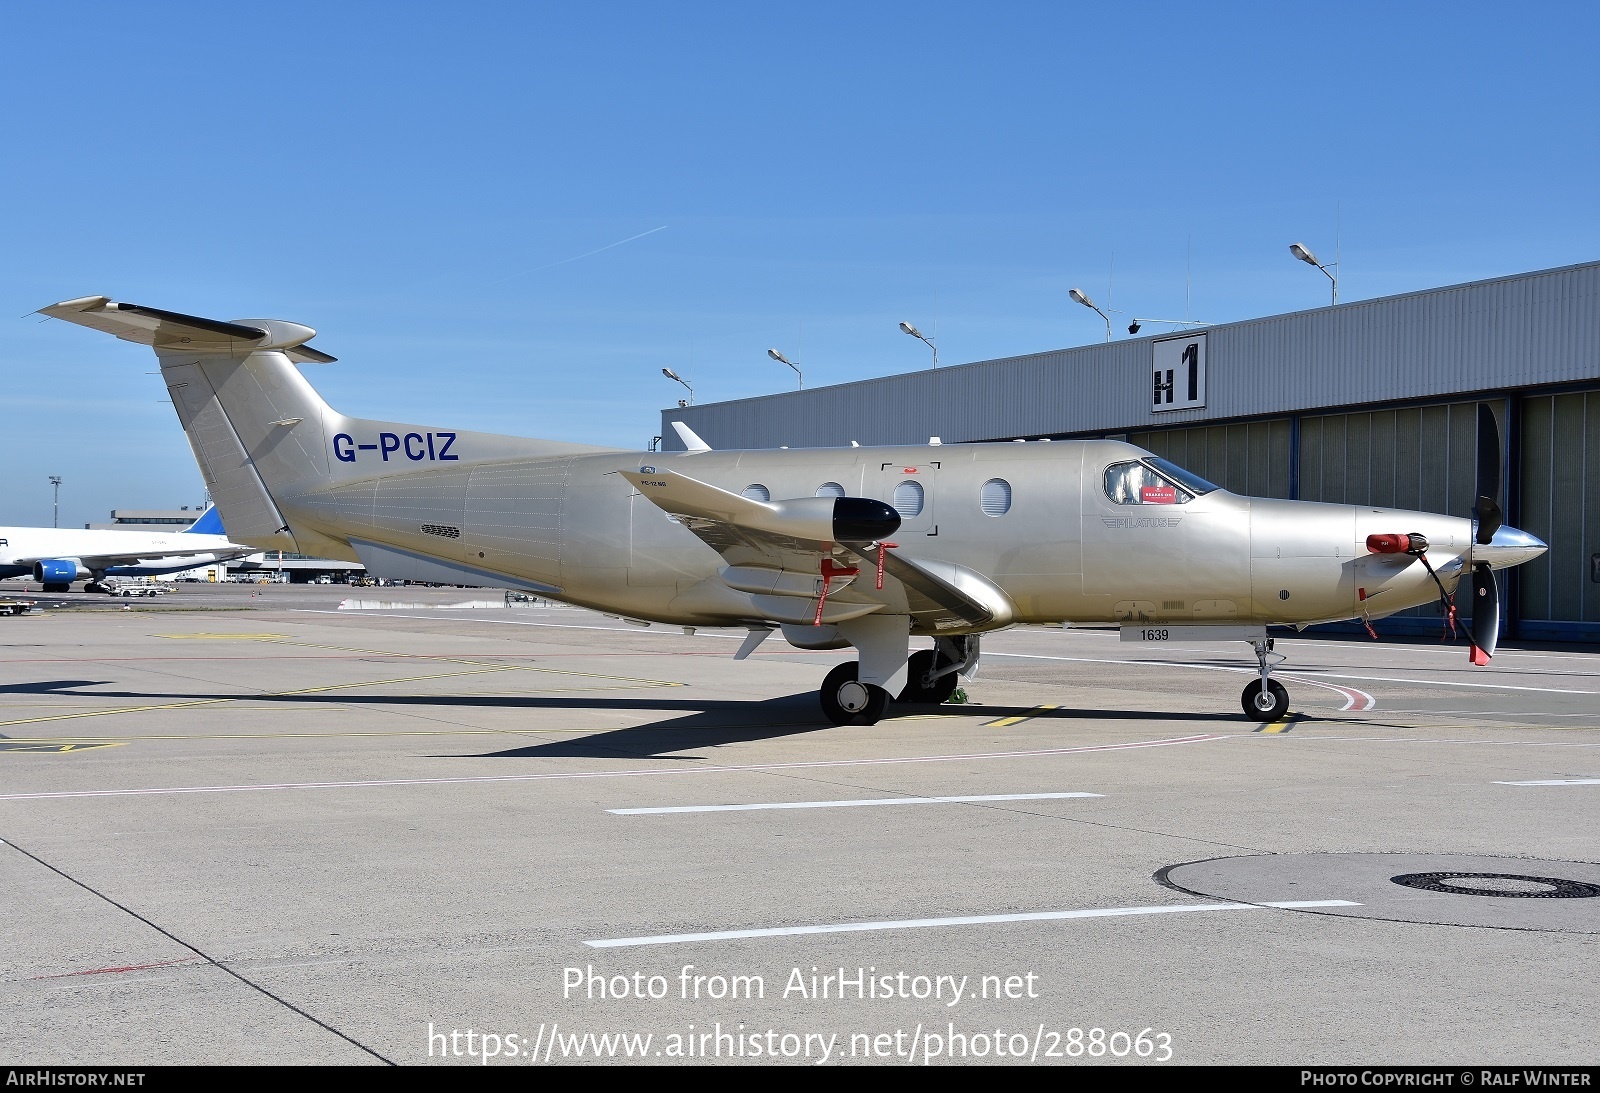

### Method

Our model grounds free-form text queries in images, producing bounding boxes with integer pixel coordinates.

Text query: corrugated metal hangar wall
[663,260,1600,641]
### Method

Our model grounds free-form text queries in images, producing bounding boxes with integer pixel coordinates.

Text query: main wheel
[820,662,891,726]
[1241,679,1289,722]
[897,648,959,704]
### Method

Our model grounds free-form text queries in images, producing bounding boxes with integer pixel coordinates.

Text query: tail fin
[183,505,226,536]
[40,296,619,554]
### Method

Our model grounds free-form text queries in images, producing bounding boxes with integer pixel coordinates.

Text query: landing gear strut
[1241,637,1288,721]
[898,635,980,704]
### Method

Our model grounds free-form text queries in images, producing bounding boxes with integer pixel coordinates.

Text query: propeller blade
[1474,403,1503,545]
[1467,562,1499,665]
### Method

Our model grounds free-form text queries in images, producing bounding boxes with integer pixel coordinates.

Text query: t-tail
[39,296,615,556]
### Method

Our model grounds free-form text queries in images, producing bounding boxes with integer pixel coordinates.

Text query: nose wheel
[820,662,891,725]
[1242,637,1289,721]
[1242,678,1289,721]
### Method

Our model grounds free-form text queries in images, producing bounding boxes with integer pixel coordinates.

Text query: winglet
[671,421,712,452]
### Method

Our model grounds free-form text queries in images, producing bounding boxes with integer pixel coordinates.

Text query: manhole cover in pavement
[1390,872,1600,899]
[1159,853,1600,933]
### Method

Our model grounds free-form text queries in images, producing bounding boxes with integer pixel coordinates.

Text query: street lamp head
[898,321,923,339]
[661,367,681,382]
[1128,322,1141,335]
[1069,287,1094,309]
[767,348,788,365]
[1289,242,1320,267]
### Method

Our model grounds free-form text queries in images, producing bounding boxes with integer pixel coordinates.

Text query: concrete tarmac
[1,584,1596,1066]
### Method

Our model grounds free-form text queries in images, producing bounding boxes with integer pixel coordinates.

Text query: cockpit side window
[1103,460,1195,506]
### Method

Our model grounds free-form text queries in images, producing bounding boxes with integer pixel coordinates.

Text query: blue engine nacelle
[33,559,87,589]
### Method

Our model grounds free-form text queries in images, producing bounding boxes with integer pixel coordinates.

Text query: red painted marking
[812,560,860,626]
[875,542,898,589]
[34,957,202,980]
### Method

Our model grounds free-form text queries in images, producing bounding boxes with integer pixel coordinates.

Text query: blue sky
[3,2,1596,527]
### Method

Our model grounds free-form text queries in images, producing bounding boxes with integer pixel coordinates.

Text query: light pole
[898,321,938,368]
[1290,242,1338,304]
[661,367,693,405]
[1069,288,1111,343]
[49,476,61,528]
[767,348,802,390]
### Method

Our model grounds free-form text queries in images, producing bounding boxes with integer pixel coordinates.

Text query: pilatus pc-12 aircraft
[41,296,1547,724]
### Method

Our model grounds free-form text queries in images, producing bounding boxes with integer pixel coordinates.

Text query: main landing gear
[819,662,891,725]
[820,635,980,726]
[1241,637,1288,722]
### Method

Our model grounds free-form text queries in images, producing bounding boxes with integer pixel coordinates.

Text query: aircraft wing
[621,468,1012,632]
[9,544,255,568]
[620,467,850,571]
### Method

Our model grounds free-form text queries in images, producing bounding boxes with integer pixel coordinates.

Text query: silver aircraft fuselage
[278,438,1531,633]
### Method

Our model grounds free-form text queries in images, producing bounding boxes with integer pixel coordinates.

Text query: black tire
[41,583,69,593]
[1241,679,1289,722]
[898,648,959,704]
[820,662,891,726]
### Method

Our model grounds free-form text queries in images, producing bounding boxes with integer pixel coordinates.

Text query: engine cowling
[33,559,87,586]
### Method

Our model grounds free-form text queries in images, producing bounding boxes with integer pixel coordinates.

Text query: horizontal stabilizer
[38,296,335,360]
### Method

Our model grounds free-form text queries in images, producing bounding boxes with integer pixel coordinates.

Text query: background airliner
[0,505,257,592]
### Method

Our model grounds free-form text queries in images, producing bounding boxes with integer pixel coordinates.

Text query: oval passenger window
[815,482,846,498]
[741,484,771,502]
[980,478,1012,516]
[892,480,924,518]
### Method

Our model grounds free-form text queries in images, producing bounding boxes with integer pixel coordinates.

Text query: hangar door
[1127,420,1291,499]
[1519,391,1600,624]
[1297,401,1500,622]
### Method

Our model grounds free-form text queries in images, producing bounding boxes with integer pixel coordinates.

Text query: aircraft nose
[1474,525,1547,570]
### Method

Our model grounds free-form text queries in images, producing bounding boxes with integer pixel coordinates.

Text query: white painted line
[1292,670,1600,695]
[609,791,1105,815]
[1493,778,1600,785]
[0,734,1222,802]
[985,651,1600,696]
[584,900,1361,948]
[298,610,745,638]
[981,652,1377,710]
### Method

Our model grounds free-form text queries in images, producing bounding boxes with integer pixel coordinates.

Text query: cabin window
[815,482,846,498]
[892,480,924,518]
[980,478,1012,516]
[1103,460,1200,506]
[742,484,771,502]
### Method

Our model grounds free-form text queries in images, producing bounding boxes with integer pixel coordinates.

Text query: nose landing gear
[1242,637,1289,721]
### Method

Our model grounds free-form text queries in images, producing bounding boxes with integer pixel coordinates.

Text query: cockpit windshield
[1103,458,1219,506]
[1145,457,1218,497]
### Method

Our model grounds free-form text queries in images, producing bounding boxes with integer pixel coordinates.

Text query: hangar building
[661,259,1600,642]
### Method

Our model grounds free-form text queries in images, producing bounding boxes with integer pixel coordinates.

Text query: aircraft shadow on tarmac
[0,679,114,695]
[0,679,1223,759]
[450,701,1224,760]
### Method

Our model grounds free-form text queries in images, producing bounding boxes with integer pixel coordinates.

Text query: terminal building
[85,506,209,530]
[661,259,1600,643]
